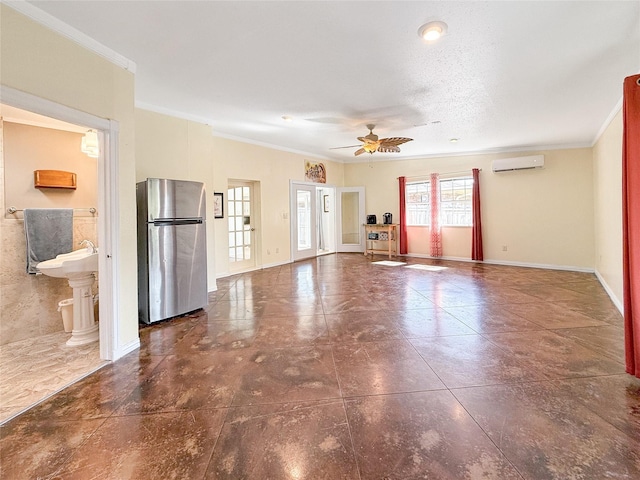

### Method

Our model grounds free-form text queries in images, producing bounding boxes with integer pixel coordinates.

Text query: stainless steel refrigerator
[136,178,208,324]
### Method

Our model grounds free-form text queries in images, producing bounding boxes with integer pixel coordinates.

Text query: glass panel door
[291,183,317,261]
[228,182,255,272]
[336,186,365,252]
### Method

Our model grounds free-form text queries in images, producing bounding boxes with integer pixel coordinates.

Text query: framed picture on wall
[213,192,224,218]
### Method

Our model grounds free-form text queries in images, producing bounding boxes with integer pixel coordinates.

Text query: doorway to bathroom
[0,89,120,424]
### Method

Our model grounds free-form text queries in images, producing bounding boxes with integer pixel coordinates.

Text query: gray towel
[24,208,73,274]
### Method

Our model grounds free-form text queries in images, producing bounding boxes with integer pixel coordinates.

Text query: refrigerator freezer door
[145,222,208,323]
[145,178,206,221]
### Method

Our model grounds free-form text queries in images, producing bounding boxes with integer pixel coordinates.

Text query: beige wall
[0,120,98,345]
[345,148,595,269]
[593,109,623,307]
[1,4,138,352]
[212,136,344,276]
[134,110,345,279]
[134,109,217,288]
[3,122,98,212]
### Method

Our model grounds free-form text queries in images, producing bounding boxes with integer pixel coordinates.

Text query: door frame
[290,181,318,261]
[1,86,126,361]
[336,186,366,253]
[227,180,259,273]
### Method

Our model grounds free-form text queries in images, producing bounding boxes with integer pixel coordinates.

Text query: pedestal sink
[37,249,99,346]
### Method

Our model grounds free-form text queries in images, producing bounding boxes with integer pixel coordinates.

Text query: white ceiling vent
[492,155,544,173]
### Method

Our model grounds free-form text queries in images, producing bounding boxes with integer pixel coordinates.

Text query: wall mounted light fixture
[81,130,99,158]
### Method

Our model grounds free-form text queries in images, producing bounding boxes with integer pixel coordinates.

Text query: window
[439,177,473,226]
[405,177,473,227]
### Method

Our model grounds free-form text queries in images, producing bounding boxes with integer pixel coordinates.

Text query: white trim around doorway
[1,85,131,361]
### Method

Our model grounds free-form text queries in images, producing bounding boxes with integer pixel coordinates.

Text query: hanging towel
[23,208,73,274]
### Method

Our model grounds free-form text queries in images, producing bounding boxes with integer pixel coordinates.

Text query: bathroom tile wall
[0,217,98,345]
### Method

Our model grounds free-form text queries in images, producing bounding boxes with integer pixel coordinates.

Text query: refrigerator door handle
[153,218,203,226]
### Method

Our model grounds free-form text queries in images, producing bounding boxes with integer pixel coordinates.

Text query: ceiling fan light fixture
[418,21,448,42]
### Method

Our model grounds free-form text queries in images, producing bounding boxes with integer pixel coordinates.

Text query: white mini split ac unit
[491,155,544,173]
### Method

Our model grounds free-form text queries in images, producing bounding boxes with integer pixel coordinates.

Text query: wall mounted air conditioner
[492,155,544,173]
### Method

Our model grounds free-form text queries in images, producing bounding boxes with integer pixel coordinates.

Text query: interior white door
[228,182,256,272]
[336,186,365,253]
[291,183,317,261]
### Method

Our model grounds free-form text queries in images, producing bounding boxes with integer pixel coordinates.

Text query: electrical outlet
[502,245,508,252]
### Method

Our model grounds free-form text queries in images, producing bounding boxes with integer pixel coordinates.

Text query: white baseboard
[594,269,624,314]
[113,338,141,360]
[215,259,293,279]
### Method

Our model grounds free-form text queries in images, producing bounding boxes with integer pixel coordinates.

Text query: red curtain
[430,173,442,257]
[471,168,484,261]
[623,74,640,378]
[399,176,408,254]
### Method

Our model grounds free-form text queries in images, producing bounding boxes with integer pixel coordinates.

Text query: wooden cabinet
[364,224,398,258]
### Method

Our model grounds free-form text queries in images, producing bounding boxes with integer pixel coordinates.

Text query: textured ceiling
[25,1,640,162]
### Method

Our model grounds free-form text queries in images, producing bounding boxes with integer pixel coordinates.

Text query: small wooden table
[364,223,398,258]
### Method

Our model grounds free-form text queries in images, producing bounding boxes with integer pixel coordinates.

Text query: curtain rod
[6,206,97,215]
[398,168,481,180]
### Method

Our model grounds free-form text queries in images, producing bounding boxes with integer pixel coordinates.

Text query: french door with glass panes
[228,182,255,272]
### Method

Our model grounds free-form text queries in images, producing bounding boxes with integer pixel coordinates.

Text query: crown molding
[3,0,136,73]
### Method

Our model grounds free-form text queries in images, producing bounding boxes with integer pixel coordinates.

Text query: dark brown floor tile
[484,330,626,379]
[231,346,341,406]
[454,382,640,479]
[423,286,488,308]
[258,295,324,317]
[481,287,541,305]
[206,299,265,320]
[555,299,624,325]
[511,284,594,302]
[206,400,359,479]
[345,391,522,479]
[138,315,200,356]
[321,293,383,314]
[56,409,226,479]
[253,315,329,347]
[0,417,105,479]
[555,374,640,438]
[410,335,546,388]
[174,319,259,352]
[502,302,610,329]
[16,350,163,421]
[445,304,543,333]
[332,340,444,396]
[392,307,478,337]
[325,311,405,343]
[368,290,435,310]
[554,325,625,364]
[116,351,242,414]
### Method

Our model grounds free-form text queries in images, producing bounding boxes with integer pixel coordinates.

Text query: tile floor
[0,330,104,423]
[1,253,639,479]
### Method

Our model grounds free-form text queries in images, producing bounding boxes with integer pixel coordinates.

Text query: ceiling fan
[331,124,413,156]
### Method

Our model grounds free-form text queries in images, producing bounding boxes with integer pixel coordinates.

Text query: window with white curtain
[406,177,473,227]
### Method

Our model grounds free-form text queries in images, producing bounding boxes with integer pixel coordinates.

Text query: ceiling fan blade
[379,137,413,147]
[354,148,366,156]
[329,145,362,150]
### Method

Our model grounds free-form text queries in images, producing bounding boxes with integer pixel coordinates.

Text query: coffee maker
[383,213,392,224]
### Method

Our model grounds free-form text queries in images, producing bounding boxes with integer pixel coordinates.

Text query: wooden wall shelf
[34,170,77,189]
